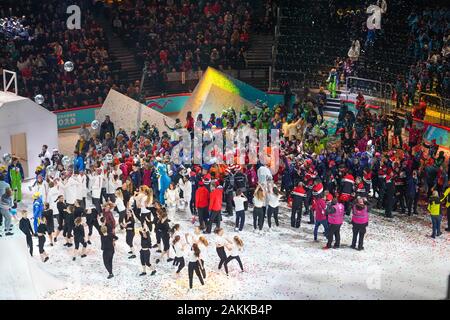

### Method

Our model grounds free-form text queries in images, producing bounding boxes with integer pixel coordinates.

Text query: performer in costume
[8,158,24,202]
[155,157,171,205]
[32,192,44,234]
[327,68,338,98]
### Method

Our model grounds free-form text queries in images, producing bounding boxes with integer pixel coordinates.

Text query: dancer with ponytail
[172,235,186,276]
[187,243,205,291]
[224,236,245,276]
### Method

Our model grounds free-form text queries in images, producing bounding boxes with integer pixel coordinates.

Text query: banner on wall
[55,106,100,130]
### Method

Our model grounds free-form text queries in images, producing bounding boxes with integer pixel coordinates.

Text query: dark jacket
[100,120,115,141]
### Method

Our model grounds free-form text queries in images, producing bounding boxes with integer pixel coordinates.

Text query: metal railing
[345,76,394,114]
[418,92,450,126]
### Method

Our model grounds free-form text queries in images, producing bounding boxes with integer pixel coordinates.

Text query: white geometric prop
[366,5,382,30]
[2,69,18,95]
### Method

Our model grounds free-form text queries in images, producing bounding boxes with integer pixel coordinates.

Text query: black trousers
[126,230,134,248]
[102,249,114,275]
[206,210,221,233]
[74,238,87,250]
[174,256,185,273]
[188,261,204,289]
[406,193,419,215]
[38,236,46,254]
[326,224,341,248]
[216,246,228,270]
[267,206,279,227]
[224,255,244,274]
[394,185,406,213]
[87,219,101,236]
[197,207,209,228]
[385,190,394,217]
[118,211,126,229]
[225,192,234,215]
[25,233,33,256]
[140,249,151,267]
[351,223,367,249]
[377,181,386,208]
[291,203,304,228]
[92,197,102,215]
[253,207,265,230]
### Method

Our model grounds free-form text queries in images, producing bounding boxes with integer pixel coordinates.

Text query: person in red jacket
[195,181,209,230]
[206,182,223,234]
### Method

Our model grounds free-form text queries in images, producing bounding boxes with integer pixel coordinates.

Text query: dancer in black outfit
[139,226,156,276]
[121,210,136,259]
[187,243,205,291]
[155,210,171,263]
[63,205,74,247]
[214,228,229,271]
[19,210,34,256]
[73,200,84,219]
[100,225,115,279]
[42,203,55,246]
[54,195,66,242]
[85,207,100,244]
[72,217,87,261]
[37,217,49,262]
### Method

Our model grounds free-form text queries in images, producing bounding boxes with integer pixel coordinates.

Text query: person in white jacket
[178,175,192,216]
[63,173,79,206]
[105,171,118,203]
[78,170,88,208]
[89,169,103,214]
[165,183,179,219]
[47,180,63,214]
[32,175,49,203]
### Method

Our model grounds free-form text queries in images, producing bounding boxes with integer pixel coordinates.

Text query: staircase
[246,34,274,69]
[98,14,142,89]
[323,95,341,116]
[243,34,274,91]
[108,34,142,86]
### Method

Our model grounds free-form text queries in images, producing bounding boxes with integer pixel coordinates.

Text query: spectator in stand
[0,0,118,111]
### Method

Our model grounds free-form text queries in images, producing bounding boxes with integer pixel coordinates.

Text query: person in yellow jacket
[428,190,442,238]
[440,182,450,232]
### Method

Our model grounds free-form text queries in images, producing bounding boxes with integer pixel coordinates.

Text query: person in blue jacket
[32,192,44,234]
[73,151,85,172]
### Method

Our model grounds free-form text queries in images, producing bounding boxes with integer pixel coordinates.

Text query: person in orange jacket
[195,181,209,230]
[206,181,223,234]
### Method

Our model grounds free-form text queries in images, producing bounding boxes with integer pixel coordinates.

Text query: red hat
[326,194,333,201]
[387,168,393,175]
[375,152,381,158]
[198,180,204,186]
[189,171,196,177]
[328,160,336,168]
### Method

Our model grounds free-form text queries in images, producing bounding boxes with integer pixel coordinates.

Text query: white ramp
[0,233,66,299]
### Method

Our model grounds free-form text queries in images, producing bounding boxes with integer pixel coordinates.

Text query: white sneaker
[267,228,272,233]
[253,229,257,233]
[234,228,239,232]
